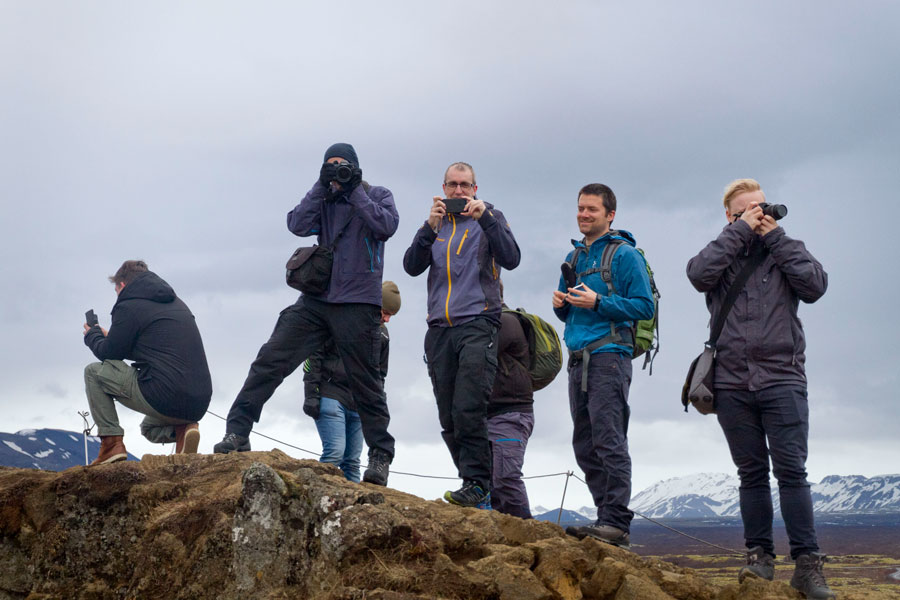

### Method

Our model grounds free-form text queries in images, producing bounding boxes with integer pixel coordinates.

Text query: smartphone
[443,197,467,214]
[85,309,98,327]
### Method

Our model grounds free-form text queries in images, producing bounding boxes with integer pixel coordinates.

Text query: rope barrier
[162,410,760,557]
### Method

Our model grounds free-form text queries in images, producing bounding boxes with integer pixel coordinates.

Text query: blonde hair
[722,178,765,210]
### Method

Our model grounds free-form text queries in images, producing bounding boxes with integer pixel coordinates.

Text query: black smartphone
[443,197,467,214]
[561,263,577,289]
[85,309,98,327]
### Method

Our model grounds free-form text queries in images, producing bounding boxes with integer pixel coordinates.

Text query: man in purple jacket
[214,143,399,487]
[687,179,834,599]
[403,162,520,509]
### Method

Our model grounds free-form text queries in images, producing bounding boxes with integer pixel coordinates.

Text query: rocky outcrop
[0,450,814,599]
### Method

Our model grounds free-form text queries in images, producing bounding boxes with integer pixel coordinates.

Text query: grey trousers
[84,360,190,443]
[488,411,534,519]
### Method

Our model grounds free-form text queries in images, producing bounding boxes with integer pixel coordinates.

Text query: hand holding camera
[428,197,446,231]
[320,161,363,192]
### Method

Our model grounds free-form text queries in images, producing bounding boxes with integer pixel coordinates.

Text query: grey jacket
[403,203,520,327]
[686,220,827,391]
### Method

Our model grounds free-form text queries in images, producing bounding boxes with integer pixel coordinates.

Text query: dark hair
[578,183,616,214]
[109,260,148,286]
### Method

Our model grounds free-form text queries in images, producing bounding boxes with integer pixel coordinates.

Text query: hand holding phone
[443,197,467,214]
[85,310,98,327]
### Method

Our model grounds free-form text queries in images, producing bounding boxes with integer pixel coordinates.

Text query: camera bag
[681,242,768,414]
[285,216,353,296]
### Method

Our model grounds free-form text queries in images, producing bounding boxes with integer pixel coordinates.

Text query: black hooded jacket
[84,272,212,421]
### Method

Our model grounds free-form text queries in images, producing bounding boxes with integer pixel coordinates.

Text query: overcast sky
[2,1,898,511]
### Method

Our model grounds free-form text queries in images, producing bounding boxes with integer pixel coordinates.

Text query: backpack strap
[568,236,632,392]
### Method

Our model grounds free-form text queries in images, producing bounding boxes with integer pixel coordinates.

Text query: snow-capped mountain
[536,473,900,523]
[630,473,743,518]
[0,428,138,470]
[630,473,900,518]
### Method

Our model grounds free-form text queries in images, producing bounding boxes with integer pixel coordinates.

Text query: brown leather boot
[90,436,128,465]
[175,423,200,454]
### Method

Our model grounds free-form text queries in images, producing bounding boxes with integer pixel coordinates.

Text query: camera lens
[762,203,788,220]
[335,164,353,183]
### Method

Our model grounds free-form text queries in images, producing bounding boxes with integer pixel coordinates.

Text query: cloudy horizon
[2,1,898,511]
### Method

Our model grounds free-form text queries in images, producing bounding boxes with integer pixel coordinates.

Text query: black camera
[734,202,788,221]
[334,163,354,184]
[758,202,788,220]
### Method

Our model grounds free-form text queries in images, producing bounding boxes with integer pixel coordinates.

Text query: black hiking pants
[716,385,818,559]
[424,317,499,491]
[225,296,394,459]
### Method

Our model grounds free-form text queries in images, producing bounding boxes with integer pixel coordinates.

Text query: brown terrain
[0,450,895,600]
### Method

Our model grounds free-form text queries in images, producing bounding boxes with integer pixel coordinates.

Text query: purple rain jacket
[403,203,520,327]
[686,219,828,391]
[287,181,399,306]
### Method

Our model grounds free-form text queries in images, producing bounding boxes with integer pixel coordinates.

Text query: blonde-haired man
[687,179,834,599]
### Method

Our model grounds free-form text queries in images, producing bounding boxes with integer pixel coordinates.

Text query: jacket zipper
[364,238,374,272]
[456,229,469,255]
[445,215,457,326]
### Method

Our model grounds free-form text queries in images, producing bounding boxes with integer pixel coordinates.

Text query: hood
[115,272,176,306]
[571,228,636,250]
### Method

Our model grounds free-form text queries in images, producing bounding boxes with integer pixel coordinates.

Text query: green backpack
[568,234,660,374]
[502,308,563,391]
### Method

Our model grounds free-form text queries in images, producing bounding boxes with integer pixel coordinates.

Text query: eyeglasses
[444,181,475,191]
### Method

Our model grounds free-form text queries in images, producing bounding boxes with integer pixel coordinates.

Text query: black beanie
[323,143,359,168]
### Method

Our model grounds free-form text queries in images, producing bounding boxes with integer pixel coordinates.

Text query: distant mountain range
[0,428,139,470]
[534,472,900,524]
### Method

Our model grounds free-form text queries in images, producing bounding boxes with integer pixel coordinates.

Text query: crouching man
[83,260,212,464]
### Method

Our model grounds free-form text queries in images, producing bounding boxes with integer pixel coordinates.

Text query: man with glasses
[403,162,520,509]
[214,143,399,488]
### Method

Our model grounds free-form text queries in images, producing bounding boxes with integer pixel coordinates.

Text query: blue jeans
[716,385,819,559]
[315,397,363,482]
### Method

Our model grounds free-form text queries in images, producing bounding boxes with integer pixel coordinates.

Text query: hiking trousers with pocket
[568,351,634,533]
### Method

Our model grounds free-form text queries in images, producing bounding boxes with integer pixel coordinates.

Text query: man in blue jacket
[687,179,833,599]
[214,143,399,487]
[552,183,653,546]
[83,260,212,464]
[403,161,520,508]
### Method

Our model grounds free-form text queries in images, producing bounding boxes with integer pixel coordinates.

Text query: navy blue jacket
[288,181,399,306]
[84,272,212,421]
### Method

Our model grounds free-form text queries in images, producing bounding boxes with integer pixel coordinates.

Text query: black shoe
[566,521,630,548]
[362,450,391,486]
[791,553,836,599]
[213,432,251,454]
[444,480,492,509]
[739,546,775,582]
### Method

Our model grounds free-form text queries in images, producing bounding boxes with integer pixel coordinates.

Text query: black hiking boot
[739,546,775,582]
[213,432,251,454]
[565,521,631,548]
[791,553,836,599]
[444,480,492,509]
[362,450,391,486]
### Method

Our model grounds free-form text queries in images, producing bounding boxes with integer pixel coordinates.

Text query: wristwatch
[593,295,601,311]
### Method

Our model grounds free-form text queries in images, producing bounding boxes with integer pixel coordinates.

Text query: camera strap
[707,241,768,348]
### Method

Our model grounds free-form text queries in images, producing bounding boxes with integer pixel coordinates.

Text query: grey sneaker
[739,546,775,582]
[444,480,492,509]
[362,450,391,486]
[566,521,630,548]
[791,553,836,599]
[213,432,251,454]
